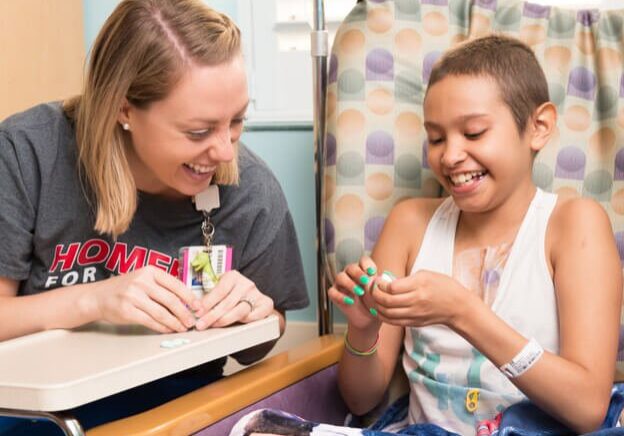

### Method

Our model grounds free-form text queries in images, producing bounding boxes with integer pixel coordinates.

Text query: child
[231,35,622,435]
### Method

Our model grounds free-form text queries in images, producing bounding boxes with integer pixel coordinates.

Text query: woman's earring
[122,123,130,131]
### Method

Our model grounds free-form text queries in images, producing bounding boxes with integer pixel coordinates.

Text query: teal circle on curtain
[338,69,366,100]
[583,170,613,201]
[599,13,623,42]
[532,162,554,191]
[547,11,576,38]
[548,82,566,109]
[336,239,365,271]
[337,151,366,179]
[495,5,522,29]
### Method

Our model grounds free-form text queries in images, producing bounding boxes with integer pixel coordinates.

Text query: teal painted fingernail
[369,308,378,317]
[359,275,370,285]
[343,296,355,305]
[353,285,365,296]
[366,267,377,276]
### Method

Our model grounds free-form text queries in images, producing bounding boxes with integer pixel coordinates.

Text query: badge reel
[179,185,233,300]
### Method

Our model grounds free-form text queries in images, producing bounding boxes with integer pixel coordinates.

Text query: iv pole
[311,0,332,335]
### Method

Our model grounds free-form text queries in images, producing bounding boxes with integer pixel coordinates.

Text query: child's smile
[448,170,488,190]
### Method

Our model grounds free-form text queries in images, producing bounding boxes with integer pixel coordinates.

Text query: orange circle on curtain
[367,88,393,115]
[575,31,596,55]
[367,8,393,33]
[335,194,364,222]
[395,112,422,145]
[468,14,491,38]
[327,91,337,118]
[395,29,422,55]
[545,46,571,73]
[366,173,393,201]
[589,127,616,158]
[520,25,546,46]
[564,105,591,132]
[618,107,624,129]
[612,189,624,215]
[452,33,468,46]
[337,109,366,140]
[323,175,336,202]
[597,47,622,71]
[555,186,580,200]
[424,12,448,36]
[339,29,365,55]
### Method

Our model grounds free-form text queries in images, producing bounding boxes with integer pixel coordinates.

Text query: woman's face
[121,54,248,198]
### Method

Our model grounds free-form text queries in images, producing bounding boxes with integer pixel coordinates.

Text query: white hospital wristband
[499,338,544,378]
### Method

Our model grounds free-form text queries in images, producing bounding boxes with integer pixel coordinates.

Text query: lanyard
[194,185,220,251]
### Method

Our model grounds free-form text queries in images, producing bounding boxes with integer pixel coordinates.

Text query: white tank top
[403,188,559,434]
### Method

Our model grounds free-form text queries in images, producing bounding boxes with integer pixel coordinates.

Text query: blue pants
[0,361,223,435]
[230,384,624,436]
[364,384,624,435]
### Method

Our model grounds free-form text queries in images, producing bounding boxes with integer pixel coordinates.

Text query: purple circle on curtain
[615,149,624,173]
[367,49,393,74]
[325,133,336,166]
[556,147,586,172]
[423,51,442,84]
[620,74,624,98]
[577,10,599,26]
[324,218,335,253]
[366,49,394,81]
[329,55,338,84]
[615,231,624,263]
[366,131,394,157]
[475,0,497,11]
[569,67,596,92]
[523,2,550,18]
[568,67,596,100]
[422,140,430,168]
[365,217,385,250]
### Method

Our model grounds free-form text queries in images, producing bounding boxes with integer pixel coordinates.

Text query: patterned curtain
[323,0,624,378]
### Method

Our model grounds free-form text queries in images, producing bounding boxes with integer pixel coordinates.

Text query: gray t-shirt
[0,102,309,314]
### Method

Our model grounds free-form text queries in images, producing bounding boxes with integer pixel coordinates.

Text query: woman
[0,0,308,431]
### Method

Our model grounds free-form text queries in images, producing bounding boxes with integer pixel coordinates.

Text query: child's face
[423,74,536,214]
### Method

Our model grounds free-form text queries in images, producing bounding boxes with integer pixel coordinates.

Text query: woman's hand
[92,265,199,333]
[373,269,473,328]
[193,270,274,329]
[328,256,381,332]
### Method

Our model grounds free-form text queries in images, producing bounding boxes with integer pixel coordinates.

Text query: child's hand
[328,256,381,331]
[372,269,473,328]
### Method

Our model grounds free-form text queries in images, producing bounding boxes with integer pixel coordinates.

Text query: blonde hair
[64,0,241,237]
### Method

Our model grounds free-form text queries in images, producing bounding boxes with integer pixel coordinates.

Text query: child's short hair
[426,34,549,134]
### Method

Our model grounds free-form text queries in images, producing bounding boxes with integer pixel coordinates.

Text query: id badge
[179,245,233,299]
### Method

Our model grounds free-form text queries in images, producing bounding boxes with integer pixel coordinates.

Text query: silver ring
[238,297,254,312]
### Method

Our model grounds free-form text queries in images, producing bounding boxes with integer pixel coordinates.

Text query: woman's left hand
[373,269,474,328]
[193,270,274,329]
